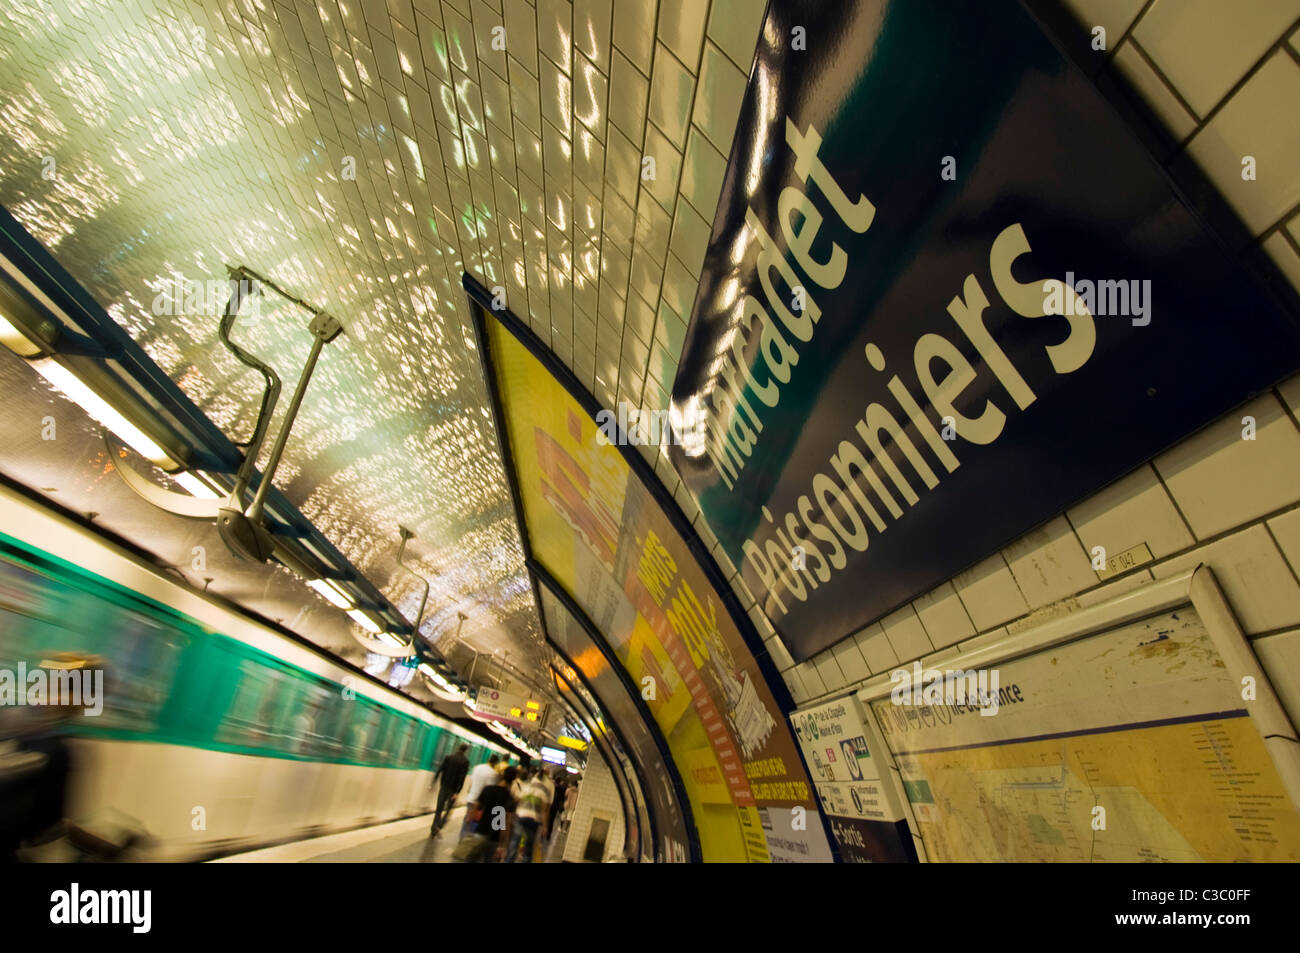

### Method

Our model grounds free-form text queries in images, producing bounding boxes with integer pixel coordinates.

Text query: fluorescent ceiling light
[347,608,382,633]
[0,313,41,357]
[376,630,405,647]
[309,578,354,609]
[31,357,177,469]
[173,471,221,500]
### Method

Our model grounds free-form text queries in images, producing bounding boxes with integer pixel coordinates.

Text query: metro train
[0,485,505,861]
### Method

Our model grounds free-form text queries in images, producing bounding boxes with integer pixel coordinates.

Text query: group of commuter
[430,746,580,863]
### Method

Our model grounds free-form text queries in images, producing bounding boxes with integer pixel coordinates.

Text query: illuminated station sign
[470,688,544,727]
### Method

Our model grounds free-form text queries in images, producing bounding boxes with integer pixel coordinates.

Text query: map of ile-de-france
[872,610,1300,863]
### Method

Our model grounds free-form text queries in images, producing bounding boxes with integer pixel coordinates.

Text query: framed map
[860,568,1300,862]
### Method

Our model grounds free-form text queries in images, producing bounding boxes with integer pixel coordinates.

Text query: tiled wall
[728,0,1300,723]
[561,747,627,862]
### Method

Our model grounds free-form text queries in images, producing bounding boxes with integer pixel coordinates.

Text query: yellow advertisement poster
[484,312,830,863]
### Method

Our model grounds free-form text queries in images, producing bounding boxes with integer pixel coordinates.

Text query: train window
[432,729,454,766]
[0,554,184,733]
[316,690,346,759]
[286,682,332,757]
[398,721,416,765]
[373,710,394,761]
[351,705,381,761]
[95,610,185,732]
[218,661,277,748]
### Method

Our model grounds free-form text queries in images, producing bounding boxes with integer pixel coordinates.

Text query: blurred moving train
[0,484,506,860]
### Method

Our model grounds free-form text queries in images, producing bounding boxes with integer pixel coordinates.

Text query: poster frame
[853,565,1300,854]
[464,271,845,862]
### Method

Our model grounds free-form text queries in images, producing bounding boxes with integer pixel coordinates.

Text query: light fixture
[0,313,42,357]
[376,630,405,648]
[31,357,178,469]
[348,608,382,633]
[308,578,354,609]
[172,471,222,500]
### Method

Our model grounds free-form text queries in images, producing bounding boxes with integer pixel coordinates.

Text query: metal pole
[247,333,324,523]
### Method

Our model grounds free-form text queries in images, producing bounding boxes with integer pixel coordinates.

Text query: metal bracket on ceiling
[394,525,430,636]
[435,610,469,657]
[214,267,343,564]
[105,265,344,569]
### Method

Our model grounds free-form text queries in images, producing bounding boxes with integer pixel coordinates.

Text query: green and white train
[0,484,506,860]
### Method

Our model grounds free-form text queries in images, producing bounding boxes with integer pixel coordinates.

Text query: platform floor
[210,804,570,863]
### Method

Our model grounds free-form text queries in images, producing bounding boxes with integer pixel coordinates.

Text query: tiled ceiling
[0,0,766,697]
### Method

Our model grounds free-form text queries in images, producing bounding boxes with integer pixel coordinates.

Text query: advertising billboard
[473,293,833,862]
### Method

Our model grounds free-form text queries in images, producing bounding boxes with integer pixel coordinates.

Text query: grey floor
[217,804,571,863]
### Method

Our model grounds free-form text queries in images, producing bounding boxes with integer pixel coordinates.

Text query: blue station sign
[668,0,1300,661]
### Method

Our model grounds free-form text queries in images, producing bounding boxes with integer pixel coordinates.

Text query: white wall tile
[679,125,727,220]
[610,0,655,74]
[812,649,845,693]
[783,665,808,705]
[1186,51,1300,234]
[1114,39,1197,140]
[911,582,976,650]
[705,0,766,72]
[1279,371,1300,418]
[656,0,709,70]
[1068,463,1194,560]
[953,552,1030,631]
[831,637,871,684]
[607,49,648,142]
[1155,393,1300,538]
[879,605,933,664]
[648,42,695,149]
[765,634,795,672]
[1003,515,1097,609]
[669,196,711,271]
[573,0,612,71]
[1062,0,1146,40]
[1262,231,1300,293]
[1267,506,1300,575]
[1252,627,1300,728]
[1134,0,1300,118]
[690,40,746,155]
[853,622,899,675]
[1151,524,1300,633]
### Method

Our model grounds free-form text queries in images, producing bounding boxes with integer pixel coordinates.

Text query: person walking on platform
[430,743,470,835]
[451,766,516,863]
[503,766,552,862]
[458,754,500,839]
